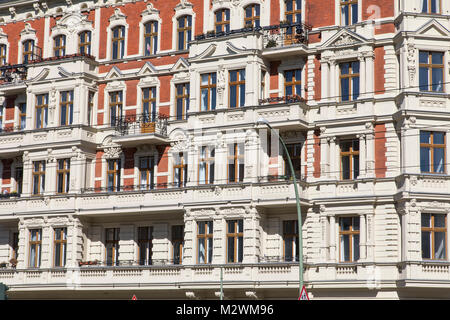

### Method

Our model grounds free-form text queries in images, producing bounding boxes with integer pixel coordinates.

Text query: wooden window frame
[53,227,67,267]
[422,213,447,260]
[422,0,441,14]
[173,152,187,188]
[60,90,73,126]
[11,232,19,261]
[175,83,190,120]
[53,34,66,57]
[419,51,444,92]
[227,143,244,183]
[226,220,243,263]
[340,139,359,180]
[0,44,6,66]
[172,225,184,264]
[284,69,302,97]
[56,159,70,194]
[198,146,215,185]
[78,31,91,55]
[139,156,154,190]
[137,226,153,265]
[340,0,358,26]
[109,91,122,126]
[215,8,230,33]
[177,15,192,51]
[244,4,260,27]
[285,0,302,22]
[339,61,360,101]
[87,91,94,126]
[107,159,121,192]
[420,131,446,174]
[32,161,45,195]
[229,69,246,108]
[35,94,48,129]
[200,73,217,111]
[144,21,158,56]
[105,228,120,266]
[19,103,26,130]
[23,40,34,64]
[15,166,23,194]
[111,25,125,60]
[197,221,213,264]
[29,229,41,268]
[283,220,299,262]
[142,87,156,123]
[339,216,360,262]
[261,70,266,99]
[283,143,302,178]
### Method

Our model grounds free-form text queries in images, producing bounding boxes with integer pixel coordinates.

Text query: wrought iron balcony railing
[114,113,168,137]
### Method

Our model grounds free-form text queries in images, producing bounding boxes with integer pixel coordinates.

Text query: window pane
[434,147,444,173]
[422,231,431,258]
[341,155,350,179]
[419,51,429,64]
[422,213,431,228]
[227,237,235,262]
[240,83,245,106]
[435,214,446,228]
[352,76,360,100]
[353,154,359,178]
[230,85,237,108]
[198,238,205,263]
[434,132,445,144]
[341,217,352,231]
[351,4,358,24]
[435,232,446,259]
[341,234,350,261]
[432,52,443,65]
[353,234,360,261]
[432,68,443,92]
[420,147,431,172]
[341,78,349,101]
[420,131,431,144]
[419,67,429,91]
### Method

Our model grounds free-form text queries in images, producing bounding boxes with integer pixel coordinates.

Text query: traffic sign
[299,285,309,300]
[131,295,137,300]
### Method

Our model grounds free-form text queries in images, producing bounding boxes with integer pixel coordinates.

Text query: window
[142,87,157,123]
[197,221,213,264]
[422,0,440,14]
[284,69,301,97]
[54,228,67,267]
[420,131,445,173]
[144,21,158,55]
[11,232,19,261]
[56,159,70,194]
[283,143,302,179]
[79,31,91,55]
[60,91,73,126]
[229,69,246,108]
[173,152,187,188]
[87,92,94,126]
[285,0,302,43]
[228,143,244,183]
[199,146,215,184]
[283,220,299,261]
[35,93,48,129]
[175,83,190,120]
[15,166,23,194]
[109,91,122,125]
[23,40,34,64]
[419,51,444,92]
[340,139,359,180]
[340,61,360,101]
[138,226,153,265]
[339,216,360,262]
[19,103,26,130]
[32,161,45,195]
[172,225,184,265]
[54,35,66,57]
[29,229,41,268]
[244,4,260,27]
[215,9,230,33]
[107,159,121,192]
[105,228,120,266]
[0,44,6,66]
[227,220,243,263]
[0,104,3,130]
[111,26,125,59]
[422,213,447,260]
[341,0,358,26]
[200,73,217,111]
[261,70,266,99]
[139,157,154,190]
[177,15,192,50]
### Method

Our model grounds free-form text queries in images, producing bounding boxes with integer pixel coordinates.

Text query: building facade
[0,0,448,299]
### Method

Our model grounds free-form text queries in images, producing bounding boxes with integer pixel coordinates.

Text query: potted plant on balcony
[206,30,216,38]
[0,262,7,268]
[9,258,17,268]
[266,39,277,48]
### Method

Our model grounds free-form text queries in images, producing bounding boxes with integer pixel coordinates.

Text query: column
[321,59,329,103]
[329,215,336,262]
[328,137,337,179]
[183,211,195,265]
[243,207,260,264]
[358,55,366,99]
[44,155,57,196]
[244,129,258,183]
[215,132,226,184]
[43,16,50,58]
[329,60,337,103]
[365,53,374,98]
[212,212,224,264]
[365,131,375,178]
[366,213,374,261]
[21,152,31,196]
[358,134,366,178]
[320,133,329,179]
[359,214,366,260]
[68,218,84,268]
[40,224,52,268]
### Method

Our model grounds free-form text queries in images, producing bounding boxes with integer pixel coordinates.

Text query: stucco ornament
[407,42,416,86]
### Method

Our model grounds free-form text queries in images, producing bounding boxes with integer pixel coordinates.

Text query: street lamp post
[256,118,304,297]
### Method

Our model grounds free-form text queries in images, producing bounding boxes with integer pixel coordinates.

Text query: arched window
[23,39,34,63]
[177,15,192,50]
[111,26,125,59]
[215,9,230,32]
[54,34,66,57]
[144,21,158,56]
[79,31,91,55]
[244,4,260,27]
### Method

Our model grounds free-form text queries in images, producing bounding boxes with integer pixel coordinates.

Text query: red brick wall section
[374,123,387,178]
[269,61,280,97]
[307,0,335,28]
[157,145,169,187]
[374,47,385,95]
[313,129,321,178]
[123,148,136,176]
[5,96,17,131]
[270,0,280,25]
[375,23,395,35]
[2,159,12,191]
[362,0,395,20]
[314,55,321,101]
[94,151,104,191]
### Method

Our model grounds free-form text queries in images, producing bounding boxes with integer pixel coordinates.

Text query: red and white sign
[298,286,309,300]
[131,295,137,300]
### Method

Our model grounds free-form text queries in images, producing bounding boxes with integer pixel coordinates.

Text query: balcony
[262,22,311,59]
[112,113,169,147]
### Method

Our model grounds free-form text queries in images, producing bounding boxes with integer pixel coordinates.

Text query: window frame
[109,91,123,126]
[244,4,261,27]
[19,102,27,130]
[198,146,215,185]
[229,69,246,108]
[283,143,302,179]
[340,138,360,180]
[214,8,230,33]
[419,51,444,93]
[53,34,66,57]
[172,225,184,265]
[139,156,155,190]
[177,15,192,51]
[422,213,447,260]
[175,83,190,120]
[339,61,360,101]
[0,44,6,66]
[111,25,125,60]
[420,131,446,174]
[56,159,70,194]
[78,30,92,55]
[340,0,358,26]
[226,219,244,263]
[29,229,42,268]
[60,90,74,126]
[107,159,121,192]
[35,93,48,129]
[173,152,187,188]
[23,39,34,64]
[137,226,153,265]
[200,72,217,111]
[105,228,120,266]
[144,21,158,56]
[227,143,245,183]
[197,221,213,264]
[142,87,157,123]
[32,160,46,196]
[339,216,360,262]
[53,227,67,267]
[283,220,299,262]
[284,69,302,97]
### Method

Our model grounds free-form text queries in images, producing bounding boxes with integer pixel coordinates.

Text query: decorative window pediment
[141,3,160,17]
[105,66,123,80]
[105,79,126,91]
[170,57,190,73]
[20,23,36,37]
[137,61,158,76]
[175,0,194,11]
[52,12,93,34]
[109,8,127,23]
[415,19,450,37]
[321,29,367,49]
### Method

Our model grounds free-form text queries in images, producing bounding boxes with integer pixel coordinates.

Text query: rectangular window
[87,92,94,126]
[176,83,190,120]
[422,0,440,14]
[35,94,48,129]
[340,61,360,101]
[215,9,230,33]
[54,227,67,267]
[105,228,120,266]
[60,91,74,126]
[109,91,122,126]
[54,35,66,57]
[197,221,213,264]
[32,161,45,195]
[139,157,154,190]
[144,21,158,55]
[200,73,217,111]
[29,229,41,268]
[79,31,91,55]
[419,51,444,92]
[245,4,260,27]
[172,225,184,265]
[229,69,246,108]
[19,103,26,130]
[56,159,70,194]
[177,15,192,50]
[107,159,121,192]
[340,139,359,180]
[339,216,360,262]
[138,226,153,265]
[199,146,215,185]
[261,70,266,99]
[420,131,445,173]
[142,87,157,124]
[0,44,6,66]
[228,143,245,183]
[173,152,187,188]
[0,104,3,130]
[283,143,302,179]
[283,220,299,262]
[15,166,23,195]
[341,0,358,26]
[227,220,243,263]
[285,0,302,43]
[112,26,125,59]
[422,213,447,260]
[23,40,34,64]
[284,69,301,97]
[11,232,19,261]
